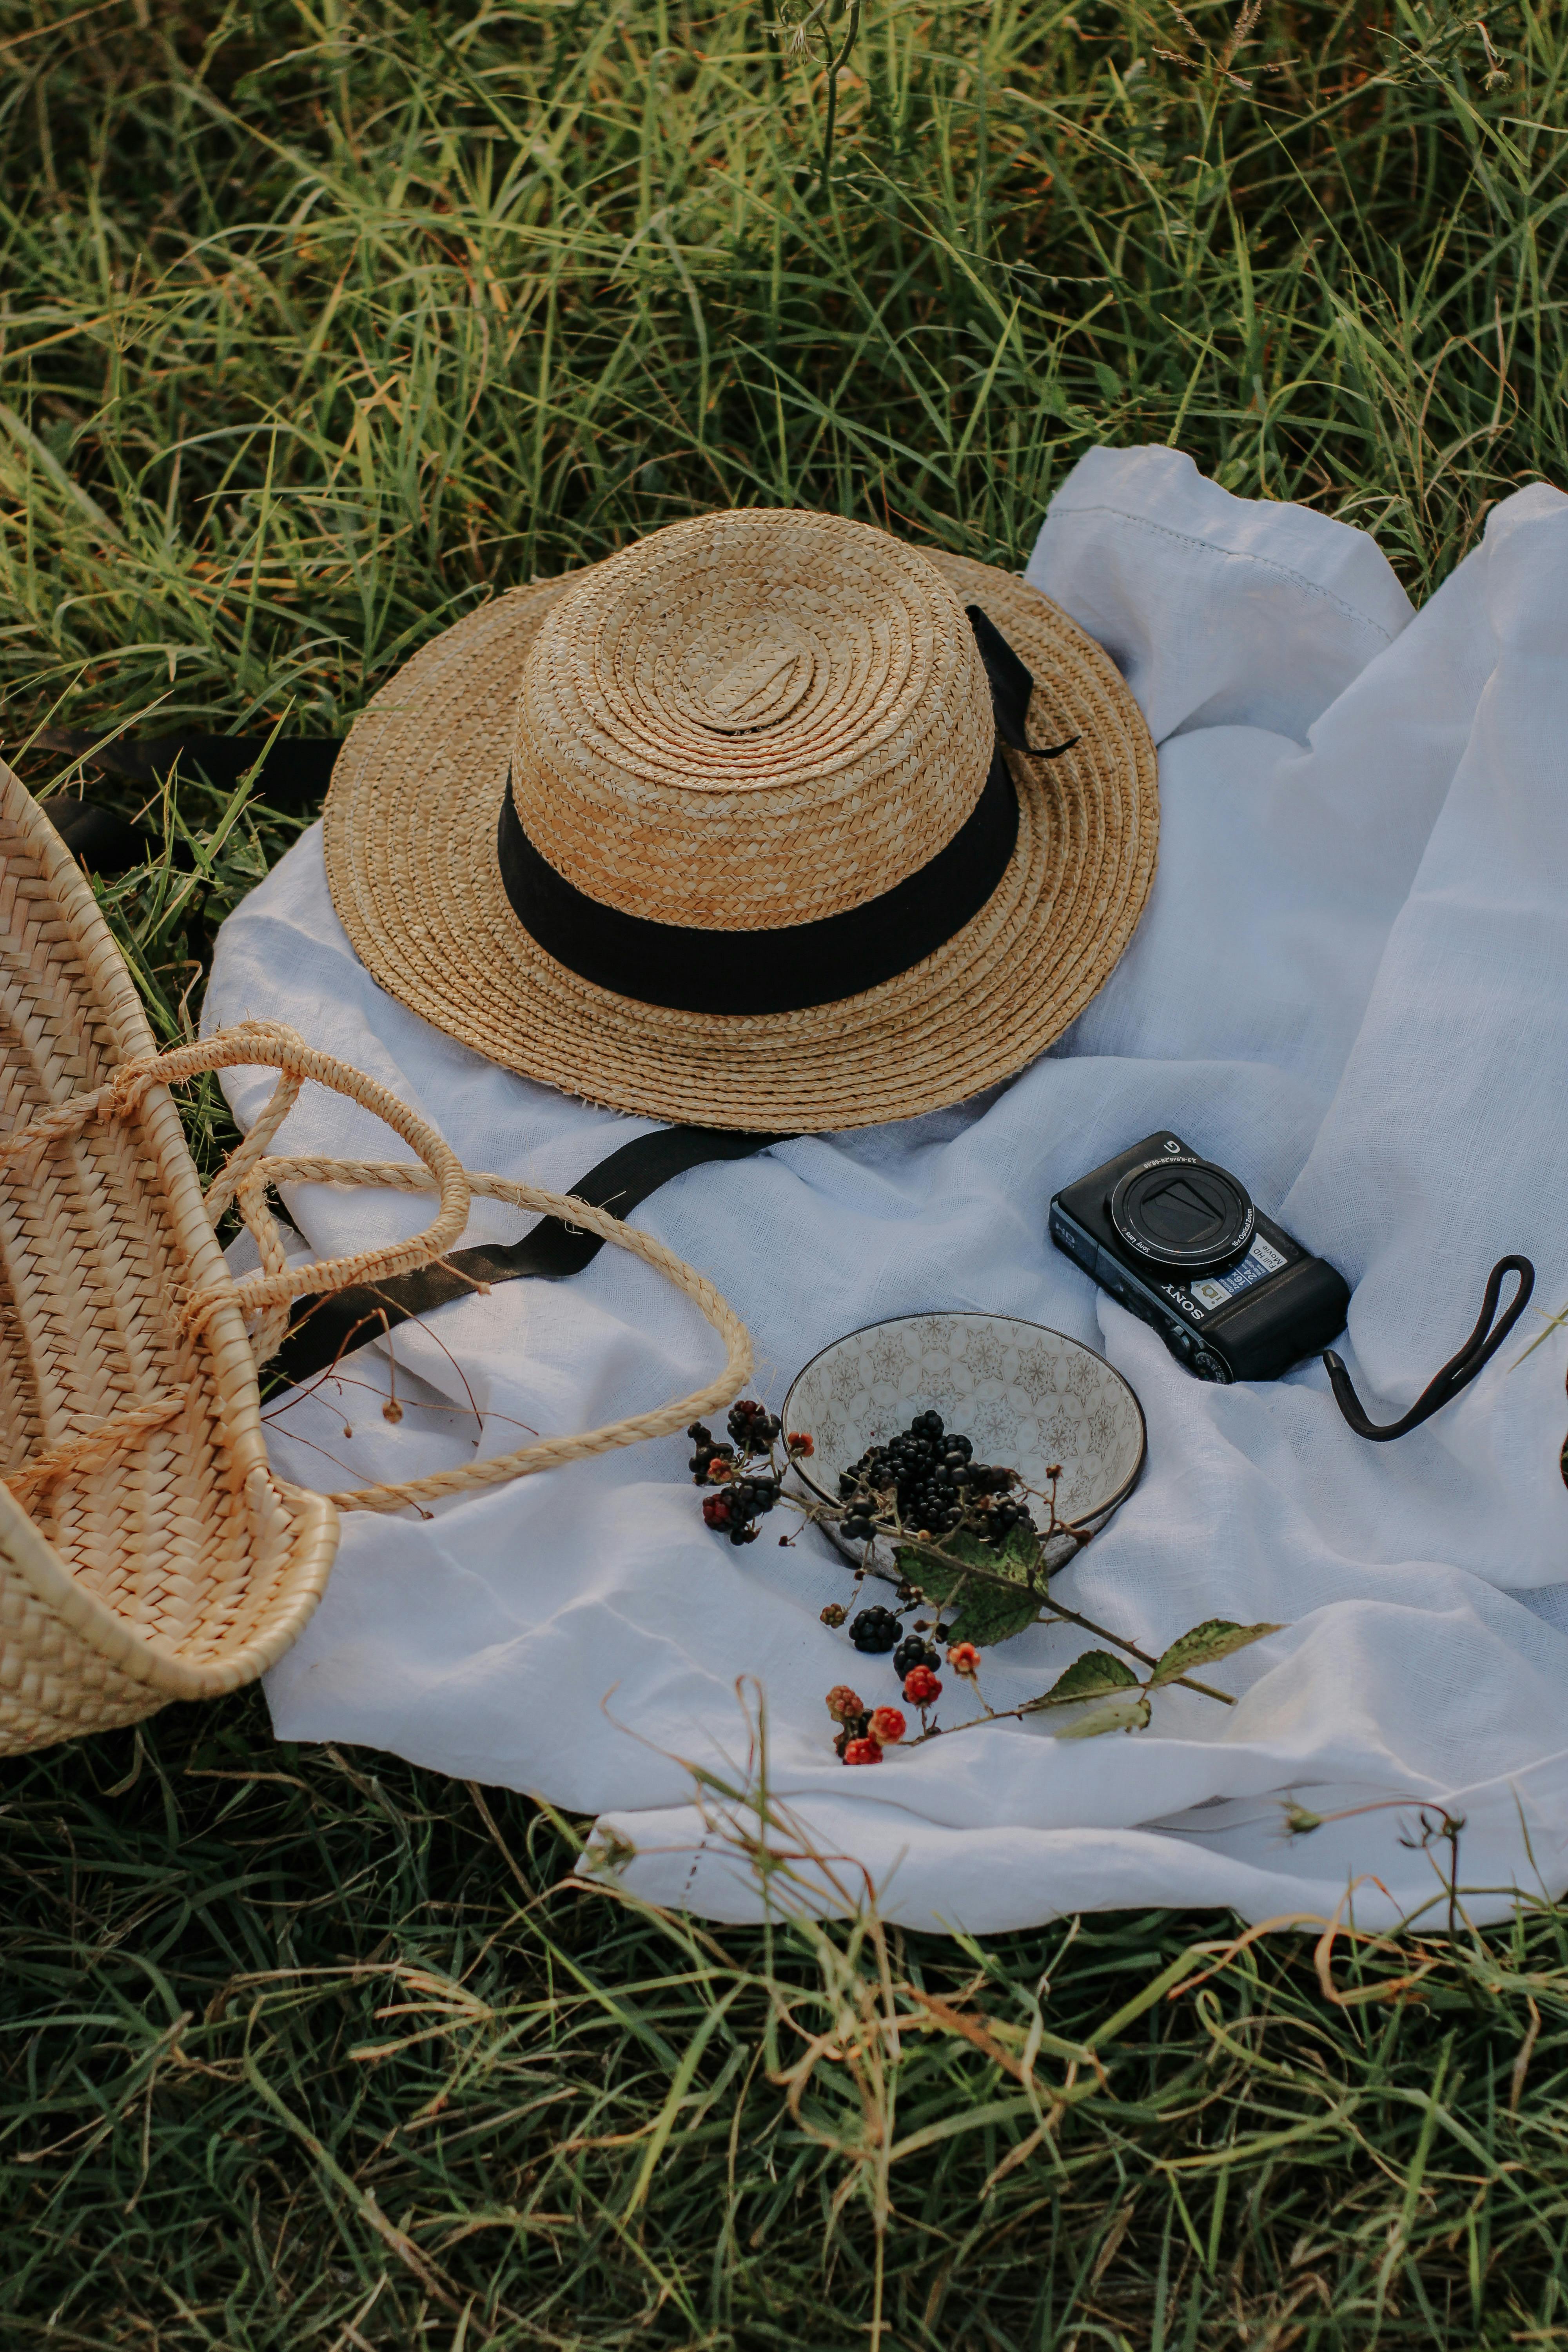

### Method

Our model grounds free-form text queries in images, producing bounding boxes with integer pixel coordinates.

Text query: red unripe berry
[841,1737,882,1766]
[787,1431,815,1456]
[825,1684,866,1722]
[902,1666,942,1707]
[869,1707,906,1745]
[702,1495,731,1529]
[947,1642,982,1677]
[707,1458,731,1483]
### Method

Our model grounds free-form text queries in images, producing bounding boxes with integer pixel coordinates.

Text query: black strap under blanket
[34,730,340,873]
[268,1122,790,1390]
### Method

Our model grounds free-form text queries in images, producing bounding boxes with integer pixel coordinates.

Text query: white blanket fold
[205,445,1568,1932]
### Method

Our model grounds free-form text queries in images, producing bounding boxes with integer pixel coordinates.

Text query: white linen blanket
[205,445,1568,1933]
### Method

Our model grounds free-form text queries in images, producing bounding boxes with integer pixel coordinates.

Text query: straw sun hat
[325,510,1158,1132]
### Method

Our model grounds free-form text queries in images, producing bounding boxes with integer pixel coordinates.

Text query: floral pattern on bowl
[782,1312,1145,1582]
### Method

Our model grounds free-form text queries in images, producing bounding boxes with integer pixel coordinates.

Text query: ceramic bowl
[782,1311,1145,1583]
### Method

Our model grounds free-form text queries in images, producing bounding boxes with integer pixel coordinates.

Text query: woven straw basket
[0,760,751,1757]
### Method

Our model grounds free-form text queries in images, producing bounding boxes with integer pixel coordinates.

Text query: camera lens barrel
[1108,1155,1256,1274]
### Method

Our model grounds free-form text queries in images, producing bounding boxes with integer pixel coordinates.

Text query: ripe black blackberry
[835,1409,1038,1551]
[688,1423,736,1484]
[727,1399,781,1452]
[849,1605,902,1654]
[893,1634,940,1680]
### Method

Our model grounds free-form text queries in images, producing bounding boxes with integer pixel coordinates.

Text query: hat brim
[322,546,1157,1131]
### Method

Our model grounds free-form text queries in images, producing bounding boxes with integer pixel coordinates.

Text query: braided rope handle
[0,1023,753,1517]
[0,1019,471,1341]
[249,1158,754,1514]
[128,1023,473,1341]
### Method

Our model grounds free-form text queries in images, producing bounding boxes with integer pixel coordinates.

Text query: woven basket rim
[0,1473,338,1700]
[9,769,280,1490]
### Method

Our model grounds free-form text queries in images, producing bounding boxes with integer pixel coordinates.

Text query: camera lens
[1109,1155,1255,1273]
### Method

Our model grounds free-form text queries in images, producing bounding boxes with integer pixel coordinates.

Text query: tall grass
[9,1689,1568,2349]
[3,0,1568,2342]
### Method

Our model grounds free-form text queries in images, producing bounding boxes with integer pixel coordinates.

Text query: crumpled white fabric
[205,445,1568,1933]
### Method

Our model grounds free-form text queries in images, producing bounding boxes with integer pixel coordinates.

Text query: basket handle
[93,1022,472,1356]
[240,1156,755,1515]
[0,1020,753,1518]
[160,1025,755,1516]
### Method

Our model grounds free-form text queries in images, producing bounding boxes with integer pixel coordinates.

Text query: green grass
[4,0,1568,2341]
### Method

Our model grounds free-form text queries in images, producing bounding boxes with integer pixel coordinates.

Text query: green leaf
[1057,1693,1151,1740]
[895,1520,1043,1594]
[949,1581,1043,1649]
[894,1527,1044,1647]
[1024,1650,1140,1712]
[1148,1619,1282,1687]
[996,1519,1046,1576]
[893,1531,976,1604]
[891,1504,1049,1649]
[893,1541,953,1602]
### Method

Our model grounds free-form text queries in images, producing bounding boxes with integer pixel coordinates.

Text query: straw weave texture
[0,764,337,1753]
[324,512,1159,1131]
[515,510,996,927]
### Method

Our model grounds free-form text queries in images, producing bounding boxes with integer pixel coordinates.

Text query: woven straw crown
[514,511,996,929]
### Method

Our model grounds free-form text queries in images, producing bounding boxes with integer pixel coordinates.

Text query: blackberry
[691,1441,735,1486]
[842,1413,1033,1553]
[727,1398,781,1452]
[893,1634,940,1680]
[849,1605,902,1654]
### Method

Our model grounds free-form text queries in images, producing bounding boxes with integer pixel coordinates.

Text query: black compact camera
[1049,1133,1351,1384]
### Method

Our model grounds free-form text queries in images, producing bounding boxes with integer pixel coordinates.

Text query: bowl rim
[780,1308,1149,1528]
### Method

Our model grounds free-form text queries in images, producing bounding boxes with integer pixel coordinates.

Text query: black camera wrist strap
[1322,1255,1535,1441]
